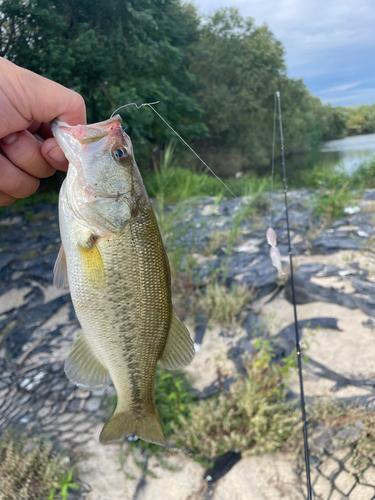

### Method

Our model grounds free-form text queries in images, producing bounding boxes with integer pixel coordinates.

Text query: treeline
[340,104,375,136]
[0,0,351,174]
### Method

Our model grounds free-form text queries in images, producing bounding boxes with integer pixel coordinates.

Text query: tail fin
[99,409,165,446]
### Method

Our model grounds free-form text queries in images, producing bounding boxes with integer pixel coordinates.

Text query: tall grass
[144,142,270,205]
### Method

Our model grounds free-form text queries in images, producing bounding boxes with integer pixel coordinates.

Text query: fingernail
[1,133,18,145]
[46,146,66,163]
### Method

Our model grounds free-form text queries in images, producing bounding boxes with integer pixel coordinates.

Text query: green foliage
[48,470,79,500]
[1,1,351,170]
[302,164,351,190]
[351,157,375,188]
[0,430,77,500]
[312,182,354,222]
[345,104,375,135]
[144,142,270,204]
[189,8,346,174]
[176,349,299,459]
[1,0,206,158]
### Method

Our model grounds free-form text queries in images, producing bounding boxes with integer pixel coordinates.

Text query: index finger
[0,59,87,137]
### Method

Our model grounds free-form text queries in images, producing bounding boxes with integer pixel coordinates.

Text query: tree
[188,8,349,174]
[0,0,207,158]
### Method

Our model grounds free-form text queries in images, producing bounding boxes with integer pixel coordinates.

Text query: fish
[270,246,285,277]
[51,115,195,446]
[266,227,277,247]
[266,227,285,277]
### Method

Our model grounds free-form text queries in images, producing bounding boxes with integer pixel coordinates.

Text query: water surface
[276,133,375,186]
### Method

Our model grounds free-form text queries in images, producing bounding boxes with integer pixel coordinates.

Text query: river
[275,133,375,187]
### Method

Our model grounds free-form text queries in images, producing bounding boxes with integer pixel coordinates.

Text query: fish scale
[52,115,195,445]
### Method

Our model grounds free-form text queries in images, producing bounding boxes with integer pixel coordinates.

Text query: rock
[362,318,375,330]
[297,264,343,279]
[85,398,102,413]
[228,255,278,297]
[284,275,357,309]
[353,294,375,317]
[241,311,269,339]
[350,277,375,295]
[311,425,333,454]
[0,252,14,271]
[361,189,375,200]
[311,231,364,254]
[335,427,361,441]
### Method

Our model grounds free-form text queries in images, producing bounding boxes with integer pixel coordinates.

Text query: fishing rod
[273,91,312,500]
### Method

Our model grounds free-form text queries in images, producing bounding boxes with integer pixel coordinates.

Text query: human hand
[0,58,86,206]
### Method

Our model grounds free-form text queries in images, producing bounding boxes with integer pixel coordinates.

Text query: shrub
[176,351,299,459]
[0,430,77,500]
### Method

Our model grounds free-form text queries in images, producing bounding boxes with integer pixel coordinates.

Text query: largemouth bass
[51,115,195,446]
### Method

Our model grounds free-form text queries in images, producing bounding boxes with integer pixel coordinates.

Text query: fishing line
[110,101,160,118]
[270,93,277,227]
[275,91,312,500]
[111,101,238,199]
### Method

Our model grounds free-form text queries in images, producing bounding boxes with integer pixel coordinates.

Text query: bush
[0,430,77,500]
[176,350,299,459]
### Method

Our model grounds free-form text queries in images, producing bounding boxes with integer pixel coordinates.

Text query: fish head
[51,115,140,200]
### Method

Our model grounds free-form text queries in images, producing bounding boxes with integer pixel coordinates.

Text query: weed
[312,181,355,223]
[198,282,255,329]
[0,430,76,500]
[175,350,299,460]
[48,469,79,500]
[203,231,230,256]
[351,157,375,188]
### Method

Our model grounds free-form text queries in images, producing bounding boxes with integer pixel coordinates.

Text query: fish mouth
[52,115,123,146]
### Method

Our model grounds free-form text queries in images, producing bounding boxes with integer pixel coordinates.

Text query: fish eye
[112,146,129,162]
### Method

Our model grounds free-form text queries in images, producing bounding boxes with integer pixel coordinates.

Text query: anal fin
[159,310,195,370]
[65,331,111,390]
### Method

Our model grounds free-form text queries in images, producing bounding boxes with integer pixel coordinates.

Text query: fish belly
[61,196,171,423]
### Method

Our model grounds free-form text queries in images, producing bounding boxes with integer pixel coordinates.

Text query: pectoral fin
[79,240,106,291]
[65,331,111,390]
[53,245,69,290]
[159,310,195,370]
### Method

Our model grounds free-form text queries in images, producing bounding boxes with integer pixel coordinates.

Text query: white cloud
[320,87,375,106]
[195,0,375,69]
[320,82,362,94]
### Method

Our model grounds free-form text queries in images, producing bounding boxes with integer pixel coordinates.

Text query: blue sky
[194,0,375,106]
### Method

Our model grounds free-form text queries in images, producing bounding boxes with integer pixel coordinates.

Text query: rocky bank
[1,188,375,499]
